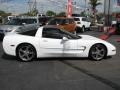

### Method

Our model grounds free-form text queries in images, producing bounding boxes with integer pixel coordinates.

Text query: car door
[63,39,78,57]
[60,31,79,57]
[40,28,64,57]
[82,18,89,28]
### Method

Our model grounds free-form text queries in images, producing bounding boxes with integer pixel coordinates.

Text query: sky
[0,0,120,14]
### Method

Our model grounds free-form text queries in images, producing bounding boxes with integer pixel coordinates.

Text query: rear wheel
[89,44,107,61]
[81,26,85,32]
[16,44,36,62]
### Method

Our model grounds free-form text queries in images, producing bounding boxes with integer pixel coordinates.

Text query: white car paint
[3,27,116,60]
[74,17,91,28]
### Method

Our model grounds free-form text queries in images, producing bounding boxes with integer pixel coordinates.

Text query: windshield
[5,19,22,25]
[48,18,65,25]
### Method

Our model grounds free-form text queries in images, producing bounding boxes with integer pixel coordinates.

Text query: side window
[27,19,32,24]
[82,18,87,21]
[69,19,74,24]
[21,19,28,24]
[61,19,67,25]
[30,19,37,24]
[42,28,63,39]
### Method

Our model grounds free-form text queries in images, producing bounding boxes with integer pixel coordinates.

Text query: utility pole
[104,0,112,26]
[28,0,38,15]
[28,0,33,13]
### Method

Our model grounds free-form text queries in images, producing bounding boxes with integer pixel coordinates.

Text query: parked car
[38,16,53,26]
[73,17,91,32]
[47,17,77,33]
[3,25,116,61]
[116,21,120,34]
[0,17,39,39]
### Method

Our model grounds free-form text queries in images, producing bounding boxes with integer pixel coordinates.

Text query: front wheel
[16,44,36,62]
[89,44,107,61]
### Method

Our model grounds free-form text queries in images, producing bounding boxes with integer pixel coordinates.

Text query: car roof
[43,25,61,29]
[73,17,86,18]
[55,17,74,19]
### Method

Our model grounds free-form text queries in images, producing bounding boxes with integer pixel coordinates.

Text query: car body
[3,25,116,61]
[73,17,91,32]
[38,16,53,26]
[0,17,39,39]
[47,17,76,33]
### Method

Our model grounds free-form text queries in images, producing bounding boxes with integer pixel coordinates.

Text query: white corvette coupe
[3,25,116,61]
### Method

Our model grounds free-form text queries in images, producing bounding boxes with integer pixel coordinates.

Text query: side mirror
[62,37,68,41]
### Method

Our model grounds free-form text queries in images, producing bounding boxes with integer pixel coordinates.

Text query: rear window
[82,18,87,21]
[19,29,37,36]
[48,18,63,25]
[5,18,37,25]
[69,19,74,24]
[74,18,80,21]
[5,19,22,25]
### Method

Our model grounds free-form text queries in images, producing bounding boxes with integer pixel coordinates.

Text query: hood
[0,25,21,31]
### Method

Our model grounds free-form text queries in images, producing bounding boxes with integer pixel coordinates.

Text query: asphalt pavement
[0,30,120,90]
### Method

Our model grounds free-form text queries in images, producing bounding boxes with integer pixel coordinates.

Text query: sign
[67,0,72,17]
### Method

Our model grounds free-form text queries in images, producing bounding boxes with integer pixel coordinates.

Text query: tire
[81,26,85,33]
[76,27,80,33]
[73,30,77,35]
[16,44,36,62]
[89,44,107,61]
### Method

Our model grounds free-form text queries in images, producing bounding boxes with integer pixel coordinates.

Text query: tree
[46,10,56,16]
[89,0,102,23]
[0,10,11,17]
[56,12,66,17]
[20,9,38,16]
[80,11,86,17]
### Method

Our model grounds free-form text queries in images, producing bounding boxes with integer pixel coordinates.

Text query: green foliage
[80,11,86,17]
[89,0,102,23]
[21,9,38,16]
[46,10,56,16]
[89,0,102,11]
[56,12,66,17]
[0,10,11,17]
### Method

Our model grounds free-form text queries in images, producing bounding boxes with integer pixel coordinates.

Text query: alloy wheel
[90,44,106,61]
[17,44,36,61]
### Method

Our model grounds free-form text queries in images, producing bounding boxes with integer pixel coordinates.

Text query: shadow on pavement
[60,60,120,90]
[37,57,89,61]
[1,53,17,61]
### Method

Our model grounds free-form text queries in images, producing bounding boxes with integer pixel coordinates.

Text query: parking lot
[0,30,120,90]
